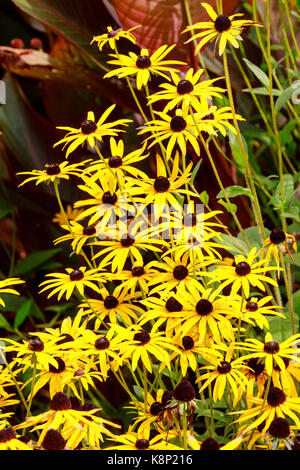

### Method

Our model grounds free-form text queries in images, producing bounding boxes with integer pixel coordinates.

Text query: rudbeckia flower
[106,428,181,450]
[234,295,285,330]
[113,261,158,295]
[138,108,216,160]
[236,332,300,376]
[147,68,225,113]
[104,45,186,90]
[182,2,262,56]
[205,247,280,298]
[261,228,297,270]
[52,204,83,226]
[17,161,88,187]
[0,277,24,307]
[272,359,300,398]
[53,106,132,158]
[39,267,106,300]
[127,389,166,434]
[91,25,140,51]
[53,220,100,254]
[0,428,32,450]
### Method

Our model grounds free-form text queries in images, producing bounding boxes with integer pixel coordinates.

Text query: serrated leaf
[14,299,32,329]
[243,58,270,88]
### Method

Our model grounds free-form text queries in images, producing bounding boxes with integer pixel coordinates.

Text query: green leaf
[243,58,270,88]
[12,248,61,277]
[218,199,237,214]
[217,185,253,200]
[0,314,13,332]
[275,83,300,113]
[199,190,209,205]
[190,158,202,185]
[14,299,32,329]
[217,234,248,256]
[242,87,280,96]
[237,226,270,251]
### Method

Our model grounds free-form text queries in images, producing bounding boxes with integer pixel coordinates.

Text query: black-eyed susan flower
[0,277,24,307]
[117,324,179,373]
[272,359,300,398]
[236,332,300,376]
[0,427,32,450]
[182,2,262,56]
[61,363,106,398]
[39,267,106,300]
[234,295,285,330]
[52,204,83,225]
[104,45,186,90]
[53,220,100,254]
[261,228,297,269]
[138,108,215,160]
[147,68,225,114]
[53,106,132,158]
[85,137,149,184]
[133,152,197,219]
[231,386,300,434]
[205,247,280,298]
[188,434,243,450]
[80,328,124,379]
[198,105,244,136]
[241,357,268,399]
[91,25,140,51]
[106,428,181,450]
[90,219,167,273]
[126,389,166,434]
[196,344,249,402]
[80,285,143,329]
[17,161,88,187]
[113,261,158,295]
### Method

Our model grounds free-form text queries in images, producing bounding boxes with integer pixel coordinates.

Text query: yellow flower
[52,205,83,225]
[235,295,285,330]
[53,220,100,254]
[182,2,262,56]
[0,277,24,308]
[17,161,88,187]
[91,25,140,51]
[104,45,186,90]
[0,428,32,450]
[39,267,106,300]
[261,228,297,269]
[147,67,224,114]
[106,428,181,450]
[53,106,132,158]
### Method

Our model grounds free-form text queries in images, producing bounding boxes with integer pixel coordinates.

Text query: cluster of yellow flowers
[0,3,299,451]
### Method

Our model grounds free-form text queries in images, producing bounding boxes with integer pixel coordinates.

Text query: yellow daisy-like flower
[188,434,243,450]
[127,389,166,434]
[205,247,280,298]
[52,204,83,225]
[197,105,244,136]
[236,332,300,376]
[117,323,179,373]
[138,108,216,160]
[147,68,224,114]
[53,220,100,254]
[132,152,196,219]
[106,428,181,450]
[234,295,286,330]
[91,25,140,51]
[241,357,269,399]
[39,266,106,300]
[79,284,144,329]
[261,228,297,269]
[17,161,88,187]
[0,277,24,307]
[231,386,300,434]
[53,106,132,158]
[104,45,186,90]
[182,2,262,56]
[0,428,32,450]
[272,360,300,398]
[196,344,249,402]
[113,261,158,295]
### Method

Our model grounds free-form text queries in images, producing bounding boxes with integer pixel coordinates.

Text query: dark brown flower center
[200,437,220,450]
[136,55,151,69]
[0,427,16,443]
[50,392,72,411]
[174,380,195,402]
[235,261,251,276]
[268,417,290,439]
[246,301,258,312]
[120,234,135,247]
[173,265,189,280]
[182,336,194,350]
[263,341,280,354]
[49,357,66,374]
[42,429,66,450]
[165,296,183,312]
[267,387,286,407]
[177,79,194,95]
[95,336,110,350]
[154,176,170,193]
[83,225,96,236]
[102,191,118,205]
[104,295,119,309]
[214,14,232,32]
[45,163,60,176]
[131,266,145,277]
[161,390,174,407]
[150,401,163,416]
[270,228,286,245]
[170,115,187,132]
[81,119,97,134]
[196,299,213,316]
[69,269,84,281]
[247,357,265,377]
[28,338,44,352]
[217,360,232,374]
[133,330,151,345]
[274,357,290,371]
[108,155,123,168]
[135,438,150,449]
